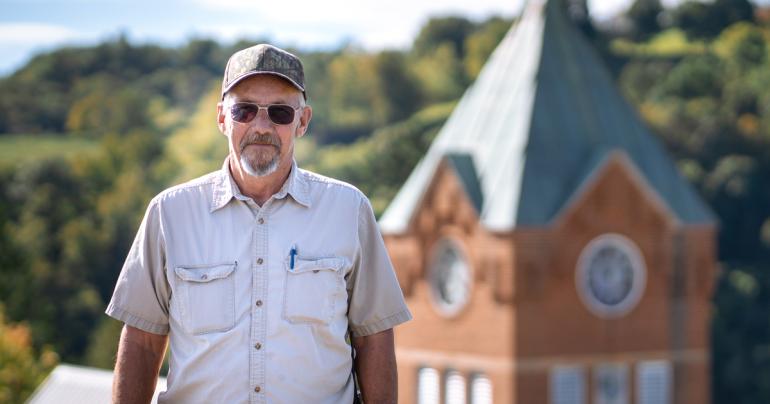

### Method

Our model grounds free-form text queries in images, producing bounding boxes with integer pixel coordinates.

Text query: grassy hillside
[0,135,99,166]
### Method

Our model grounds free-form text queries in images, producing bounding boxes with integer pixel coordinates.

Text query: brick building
[379,1,717,403]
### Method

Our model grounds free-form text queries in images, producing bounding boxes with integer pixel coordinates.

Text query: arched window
[445,370,466,404]
[470,373,493,404]
[550,365,586,404]
[593,363,629,404]
[417,367,440,404]
[636,360,672,404]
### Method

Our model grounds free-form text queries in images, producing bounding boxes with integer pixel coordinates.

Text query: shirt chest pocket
[283,257,345,325]
[174,262,237,335]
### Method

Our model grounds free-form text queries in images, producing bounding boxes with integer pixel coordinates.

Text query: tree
[413,43,468,104]
[628,0,663,40]
[323,52,380,143]
[615,21,770,403]
[464,17,512,80]
[0,305,58,403]
[373,51,423,123]
[4,159,103,360]
[65,77,155,137]
[673,0,754,39]
[413,16,475,58]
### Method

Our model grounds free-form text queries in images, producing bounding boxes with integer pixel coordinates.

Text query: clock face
[429,239,471,316]
[576,234,646,318]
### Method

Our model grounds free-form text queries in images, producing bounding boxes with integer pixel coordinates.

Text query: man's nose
[251,108,274,129]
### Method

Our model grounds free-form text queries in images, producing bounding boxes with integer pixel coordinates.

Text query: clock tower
[379,1,717,404]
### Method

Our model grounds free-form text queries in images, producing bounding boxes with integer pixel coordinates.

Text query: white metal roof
[27,364,167,404]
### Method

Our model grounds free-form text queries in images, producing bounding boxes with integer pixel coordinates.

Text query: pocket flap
[286,257,345,274]
[175,262,237,282]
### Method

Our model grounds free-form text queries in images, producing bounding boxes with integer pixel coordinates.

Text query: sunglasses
[229,102,301,125]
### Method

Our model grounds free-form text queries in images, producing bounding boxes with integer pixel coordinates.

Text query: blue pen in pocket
[289,244,297,270]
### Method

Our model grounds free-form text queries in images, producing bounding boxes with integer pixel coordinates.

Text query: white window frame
[470,373,493,404]
[636,360,672,404]
[593,363,630,404]
[417,367,440,404]
[550,365,586,404]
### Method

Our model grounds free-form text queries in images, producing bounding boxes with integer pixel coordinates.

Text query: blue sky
[0,0,755,76]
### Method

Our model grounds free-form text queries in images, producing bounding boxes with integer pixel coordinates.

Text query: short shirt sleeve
[105,198,171,335]
[347,196,412,337]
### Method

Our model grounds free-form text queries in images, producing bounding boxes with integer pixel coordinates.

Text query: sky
[0,0,753,76]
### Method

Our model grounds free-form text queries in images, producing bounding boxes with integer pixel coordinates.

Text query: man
[106,44,412,404]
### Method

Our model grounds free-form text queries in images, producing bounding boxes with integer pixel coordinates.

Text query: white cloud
[191,0,522,51]
[193,0,255,9]
[0,23,99,75]
[0,22,82,45]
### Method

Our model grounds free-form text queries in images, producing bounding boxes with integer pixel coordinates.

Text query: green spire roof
[380,0,715,234]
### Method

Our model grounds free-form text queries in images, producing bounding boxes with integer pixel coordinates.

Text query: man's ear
[296,105,313,138]
[217,102,227,135]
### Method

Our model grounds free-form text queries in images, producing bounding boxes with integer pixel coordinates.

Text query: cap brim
[222,71,305,99]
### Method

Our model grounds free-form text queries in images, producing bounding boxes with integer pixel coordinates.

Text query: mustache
[239,133,281,152]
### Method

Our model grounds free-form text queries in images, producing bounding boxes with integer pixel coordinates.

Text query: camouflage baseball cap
[221,44,306,99]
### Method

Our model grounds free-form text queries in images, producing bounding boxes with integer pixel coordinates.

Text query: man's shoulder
[150,170,222,207]
[297,167,366,202]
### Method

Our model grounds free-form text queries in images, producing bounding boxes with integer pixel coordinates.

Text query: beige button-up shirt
[106,160,412,403]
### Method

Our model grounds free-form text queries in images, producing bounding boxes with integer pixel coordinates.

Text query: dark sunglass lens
[231,104,258,123]
[268,105,295,125]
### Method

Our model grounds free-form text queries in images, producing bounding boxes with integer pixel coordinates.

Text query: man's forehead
[225,75,303,103]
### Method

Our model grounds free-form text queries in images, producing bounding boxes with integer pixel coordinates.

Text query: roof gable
[553,150,681,228]
[380,0,715,234]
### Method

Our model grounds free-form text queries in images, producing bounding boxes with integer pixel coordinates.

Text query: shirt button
[255,386,261,393]
[200,274,208,280]
[256,300,263,307]
[257,258,264,265]
[258,218,265,224]
[255,342,262,350]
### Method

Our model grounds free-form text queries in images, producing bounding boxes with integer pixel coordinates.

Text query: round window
[429,239,472,317]
[576,234,646,318]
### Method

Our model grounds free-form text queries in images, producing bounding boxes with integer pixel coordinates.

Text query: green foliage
[84,317,123,370]
[304,102,454,215]
[672,0,754,39]
[713,265,770,402]
[65,75,156,136]
[323,52,381,143]
[613,17,770,404]
[0,35,221,136]
[413,16,475,58]
[372,51,424,124]
[413,43,468,103]
[0,305,58,403]
[656,53,723,99]
[464,17,513,79]
[628,0,663,40]
[611,28,707,57]
[3,158,106,359]
[714,23,768,72]
[0,135,98,165]
[161,83,228,182]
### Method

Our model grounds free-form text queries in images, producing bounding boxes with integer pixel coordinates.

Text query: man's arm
[113,325,168,404]
[352,328,397,404]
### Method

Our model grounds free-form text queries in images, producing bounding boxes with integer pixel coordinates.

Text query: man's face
[217,74,311,178]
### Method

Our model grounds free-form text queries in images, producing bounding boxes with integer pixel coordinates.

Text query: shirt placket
[249,202,270,404]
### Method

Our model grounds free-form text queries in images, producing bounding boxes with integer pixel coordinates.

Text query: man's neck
[229,159,292,206]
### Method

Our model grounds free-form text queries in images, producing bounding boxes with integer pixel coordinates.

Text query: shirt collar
[211,158,311,212]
